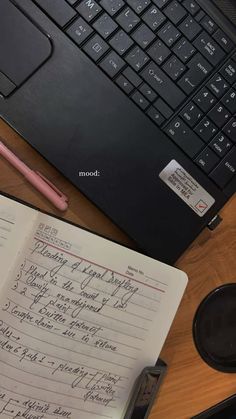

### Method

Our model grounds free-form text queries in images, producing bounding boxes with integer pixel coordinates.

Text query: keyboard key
[142,5,166,31]
[166,118,204,157]
[132,23,155,49]
[223,118,236,143]
[123,66,142,86]
[213,29,234,53]
[83,34,109,61]
[125,46,149,71]
[210,133,232,157]
[115,74,134,93]
[158,22,181,47]
[141,62,186,109]
[182,0,200,16]
[200,15,217,34]
[162,55,185,80]
[109,30,133,55]
[131,91,149,109]
[195,10,205,22]
[154,98,173,118]
[147,106,165,125]
[116,7,140,33]
[100,50,125,77]
[179,16,201,41]
[66,17,93,46]
[207,73,229,99]
[178,53,212,94]
[193,31,225,66]
[100,0,125,16]
[172,37,196,63]
[195,117,218,142]
[164,1,187,25]
[35,0,76,27]
[210,147,236,188]
[126,0,151,14]
[67,0,78,4]
[77,0,102,22]
[180,101,203,127]
[222,88,236,114]
[220,60,236,85]
[147,39,171,65]
[208,104,231,128]
[195,147,220,173]
[153,0,169,9]
[193,87,216,112]
[139,83,157,101]
[93,13,118,38]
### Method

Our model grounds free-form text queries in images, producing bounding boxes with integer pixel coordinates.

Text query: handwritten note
[0,195,187,419]
[0,197,37,295]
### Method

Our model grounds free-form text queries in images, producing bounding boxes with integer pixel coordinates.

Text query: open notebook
[0,194,188,419]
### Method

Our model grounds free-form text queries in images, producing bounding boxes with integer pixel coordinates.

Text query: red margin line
[34,237,165,294]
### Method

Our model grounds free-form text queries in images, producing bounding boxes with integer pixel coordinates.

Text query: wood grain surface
[0,118,235,419]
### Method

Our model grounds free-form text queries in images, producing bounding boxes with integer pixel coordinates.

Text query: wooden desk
[0,119,236,419]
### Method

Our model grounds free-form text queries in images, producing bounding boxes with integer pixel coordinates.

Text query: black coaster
[193,284,236,373]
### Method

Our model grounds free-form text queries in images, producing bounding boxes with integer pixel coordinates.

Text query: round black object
[193,284,236,373]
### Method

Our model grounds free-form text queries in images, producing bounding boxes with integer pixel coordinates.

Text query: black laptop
[0,0,235,264]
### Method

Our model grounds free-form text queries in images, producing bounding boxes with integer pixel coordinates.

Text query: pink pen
[0,139,69,211]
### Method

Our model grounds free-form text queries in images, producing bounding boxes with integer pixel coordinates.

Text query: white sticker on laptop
[159,160,215,217]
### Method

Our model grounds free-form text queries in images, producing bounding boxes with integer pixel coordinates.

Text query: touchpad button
[0,0,52,96]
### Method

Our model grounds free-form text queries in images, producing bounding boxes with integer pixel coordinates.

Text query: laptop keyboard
[34,0,236,190]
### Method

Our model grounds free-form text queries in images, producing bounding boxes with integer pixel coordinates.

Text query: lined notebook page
[0,195,187,419]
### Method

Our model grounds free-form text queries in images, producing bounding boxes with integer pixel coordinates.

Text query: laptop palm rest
[0,0,52,97]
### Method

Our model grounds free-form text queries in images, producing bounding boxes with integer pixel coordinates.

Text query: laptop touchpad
[0,0,52,97]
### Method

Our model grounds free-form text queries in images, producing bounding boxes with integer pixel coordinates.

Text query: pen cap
[193,284,236,373]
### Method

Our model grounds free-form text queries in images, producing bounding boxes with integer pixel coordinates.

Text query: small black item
[193,284,236,373]
[124,361,167,419]
[192,394,236,418]
[207,214,223,231]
